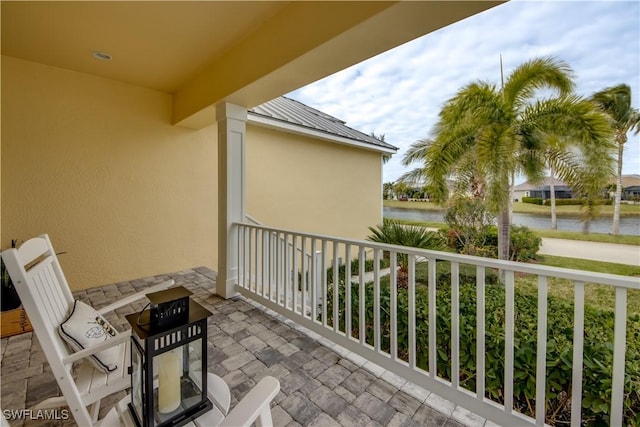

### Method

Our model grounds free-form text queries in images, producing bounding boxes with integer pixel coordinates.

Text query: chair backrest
[1,235,75,363]
[1,235,85,410]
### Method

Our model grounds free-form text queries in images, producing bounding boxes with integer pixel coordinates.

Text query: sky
[288,0,640,184]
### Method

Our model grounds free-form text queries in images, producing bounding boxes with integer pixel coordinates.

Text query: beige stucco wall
[246,125,383,240]
[1,56,218,290]
[1,56,385,291]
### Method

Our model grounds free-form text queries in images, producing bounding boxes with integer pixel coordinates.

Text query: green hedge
[522,197,543,205]
[542,198,613,206]
[325,273,640,425]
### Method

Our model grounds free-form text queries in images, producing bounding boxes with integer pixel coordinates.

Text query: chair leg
[254,409,273,427]
[90,400,101,423]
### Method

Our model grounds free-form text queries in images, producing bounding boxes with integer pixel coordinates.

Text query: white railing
[233,222,639,427]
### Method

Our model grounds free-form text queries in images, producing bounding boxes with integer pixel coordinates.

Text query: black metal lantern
[125,287,213,427]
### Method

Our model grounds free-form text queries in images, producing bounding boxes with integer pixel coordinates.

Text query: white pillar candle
[157,350,181,414]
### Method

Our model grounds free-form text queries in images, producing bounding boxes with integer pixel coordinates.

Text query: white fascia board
[248,113,397,155]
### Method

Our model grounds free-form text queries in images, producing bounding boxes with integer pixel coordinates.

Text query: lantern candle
[158,350,181,414]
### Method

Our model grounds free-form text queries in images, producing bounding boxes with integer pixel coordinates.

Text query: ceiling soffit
[1,1,504,129]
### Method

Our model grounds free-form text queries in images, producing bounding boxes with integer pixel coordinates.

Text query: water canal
[384,207,640,236]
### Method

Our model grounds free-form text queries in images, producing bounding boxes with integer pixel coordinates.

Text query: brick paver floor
[0,267,492,427]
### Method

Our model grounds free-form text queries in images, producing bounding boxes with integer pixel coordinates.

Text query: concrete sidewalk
[539,238,640,266]
[423,225,639,266]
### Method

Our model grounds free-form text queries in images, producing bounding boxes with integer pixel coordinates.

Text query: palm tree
[404,56,614,260]
[591,84,640,235]
[536,137,585,230]
[367,219,444,287]
[371,131,392,164]
[382,182,395,200]
[392,181,409,199]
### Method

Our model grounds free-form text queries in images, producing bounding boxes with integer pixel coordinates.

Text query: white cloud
[289,0,640,182]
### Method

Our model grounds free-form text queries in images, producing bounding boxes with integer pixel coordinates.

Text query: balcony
[2,267,485,427]
[1,224,637,426]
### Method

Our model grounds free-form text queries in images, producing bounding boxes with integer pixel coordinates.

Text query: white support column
[216,102,247,299]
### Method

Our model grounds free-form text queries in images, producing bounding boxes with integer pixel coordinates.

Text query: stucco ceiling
[1,1,289,93]
[1,1,504,128]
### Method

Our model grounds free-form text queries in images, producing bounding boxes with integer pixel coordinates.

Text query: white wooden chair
[0,234,174,426]
[98,374,281,427]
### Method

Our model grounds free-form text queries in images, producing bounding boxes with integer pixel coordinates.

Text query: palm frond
[397,168,426,185]
[503,56,575,112]
[591,83,640,136]
[402,138,433,166]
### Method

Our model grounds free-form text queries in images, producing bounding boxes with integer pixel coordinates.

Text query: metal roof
[248,96,397,152]
[513,177,568,191]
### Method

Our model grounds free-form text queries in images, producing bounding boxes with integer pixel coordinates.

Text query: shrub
[446,225,541,262]
[522,197,543,205]
[326,257,391,283]
[443,197,496,257]
[508,225,542,261]
[325,275,640,425]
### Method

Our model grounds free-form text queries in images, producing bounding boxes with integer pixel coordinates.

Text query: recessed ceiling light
[92,51,112,61]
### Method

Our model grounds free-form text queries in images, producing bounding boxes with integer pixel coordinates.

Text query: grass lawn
[390,256,640,316]
[511,201,640,217]
[533,229,640,245]
[384,200,444,211]
[522,255,640,316]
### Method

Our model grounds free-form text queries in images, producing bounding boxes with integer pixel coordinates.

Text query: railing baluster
[277,232,282,305]
[505,270,515,414]
[428,257,437,377]
[301,236,307,318]
[237,225,242,287]
[284,233,290,309]
[322,240,328,327]
[248,227,254,292]
[476,265,485,401]
[571,281,585,427]
[333,241,339,333]
[390,251,398,360]
[409,255,416,369]
[452,261,460,388]
[258,230,267,296]
[610,287,627,427]
[280,232,285,304]
[272,231,277,302]
[267,230,273,300]
[345,243,352,339]
[256,228,262,295]
[359,246,366,345]
[311,238,317,321]
[374,248,381,352]
[264,230,269,298]
[536,276,548,427]
[293,235,298,314]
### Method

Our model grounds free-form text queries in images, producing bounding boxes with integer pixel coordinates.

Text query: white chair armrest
[220,377,280,427]
[62,330,131,365]
[97,279,174,315]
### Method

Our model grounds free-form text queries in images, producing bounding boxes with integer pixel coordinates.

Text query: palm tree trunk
[497,209,510,260]
[549,168,557,230]
[509,172,515,224]
[612,142,623,235]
